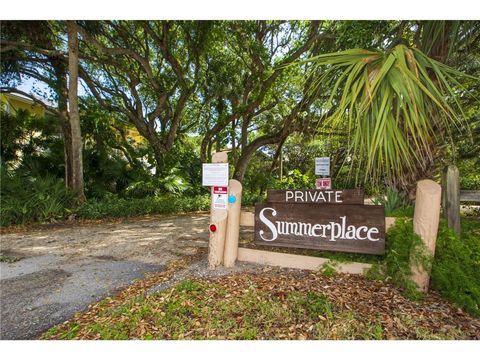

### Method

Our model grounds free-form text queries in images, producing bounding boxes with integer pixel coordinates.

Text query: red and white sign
[213,186,228,195]
[212,186,228,209]
[316,178,332,190]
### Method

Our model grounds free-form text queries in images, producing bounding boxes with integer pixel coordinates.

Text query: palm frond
[304,44,476,187]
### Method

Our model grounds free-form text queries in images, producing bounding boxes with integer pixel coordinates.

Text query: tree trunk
[233,145,259,182]
[151,142,165,176]
[53,62,74,190]
[67,21,85,204]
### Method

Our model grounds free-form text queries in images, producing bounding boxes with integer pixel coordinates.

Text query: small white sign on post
[213,187,228,210]
[315,157,330,176]
[213,194,228,209]
[202,163,229,187]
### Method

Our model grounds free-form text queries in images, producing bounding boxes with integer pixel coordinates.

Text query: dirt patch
[0,212,210,265]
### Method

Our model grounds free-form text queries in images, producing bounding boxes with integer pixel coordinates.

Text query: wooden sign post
[223,179,242,267]
[445,165,461,236]
[207,152,229,269]
[411,179,442,292]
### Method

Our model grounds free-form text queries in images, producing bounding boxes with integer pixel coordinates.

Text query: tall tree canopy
[1,20,478,200]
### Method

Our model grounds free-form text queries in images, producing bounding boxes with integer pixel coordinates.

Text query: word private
[267,189,364,205]
[288,190,341,203]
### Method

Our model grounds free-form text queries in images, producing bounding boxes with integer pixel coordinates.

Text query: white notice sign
[202,163,229,186]
[315,157,330,176]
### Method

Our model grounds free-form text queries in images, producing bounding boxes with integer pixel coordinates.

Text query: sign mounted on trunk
[254,202,385,255]
[202,163,229,187]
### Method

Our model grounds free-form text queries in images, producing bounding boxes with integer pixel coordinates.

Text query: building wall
[0,94,46,117]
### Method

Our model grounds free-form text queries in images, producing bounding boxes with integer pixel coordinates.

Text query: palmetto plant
[305,44,475,192]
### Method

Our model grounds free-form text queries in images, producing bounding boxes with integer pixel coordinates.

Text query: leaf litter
[41,250,480,340]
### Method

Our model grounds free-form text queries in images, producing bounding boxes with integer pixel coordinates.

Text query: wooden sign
[267,189,364,204]
[254,203,385,255]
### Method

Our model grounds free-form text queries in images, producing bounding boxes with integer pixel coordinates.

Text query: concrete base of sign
[237,248,372,274]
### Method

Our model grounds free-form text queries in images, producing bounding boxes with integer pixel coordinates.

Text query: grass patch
[0,254,22,263]
[319,262,338,277]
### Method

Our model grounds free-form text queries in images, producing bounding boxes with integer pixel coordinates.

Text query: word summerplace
[258,207,381,242]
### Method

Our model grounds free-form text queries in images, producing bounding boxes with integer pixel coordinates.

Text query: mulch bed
[41,250,480,340]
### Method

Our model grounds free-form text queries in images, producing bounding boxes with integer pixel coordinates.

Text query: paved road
[0,213,210,339]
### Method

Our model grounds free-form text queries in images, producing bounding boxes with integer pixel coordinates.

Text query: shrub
[372,187,412,216]
[368,217,480,316]
[430,218,480,316]
[76,194,210,220]
[0,169,74,226]
[242,191,266,206]
[275,169,315,190]
[380,219,431,300]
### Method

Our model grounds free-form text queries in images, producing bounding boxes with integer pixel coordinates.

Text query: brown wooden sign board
[254,202,385,255]
[267,189,364,204]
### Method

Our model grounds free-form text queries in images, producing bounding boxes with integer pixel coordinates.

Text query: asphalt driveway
[0,213,210,339]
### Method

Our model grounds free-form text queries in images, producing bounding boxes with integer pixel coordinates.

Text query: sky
[16,75,88,108]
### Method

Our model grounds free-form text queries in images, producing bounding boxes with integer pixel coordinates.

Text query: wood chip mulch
[42,253,480,340]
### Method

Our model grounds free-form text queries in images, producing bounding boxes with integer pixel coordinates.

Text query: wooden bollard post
[207,151,229,269]
[223,179,242,267]
[411,179,442,292]
[445,165,461,236]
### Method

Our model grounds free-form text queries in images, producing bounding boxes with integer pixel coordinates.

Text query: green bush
[76,194,210,220]
[458,159,480,190]
[430,218,480,316]
[275,169,315,190]
[0,169,74,226]
[374,219,431,300]
[369,217,480,316]
[242,191,266,206]
[372,187,413,216]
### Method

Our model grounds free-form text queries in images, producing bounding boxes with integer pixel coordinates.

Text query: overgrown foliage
[0,168,74,226]
[431,218,480,316]
[76,194,210,220]
[367,217,480,316]
[372,187,413,216]
[367,219,431,300]
[304,44,476,192]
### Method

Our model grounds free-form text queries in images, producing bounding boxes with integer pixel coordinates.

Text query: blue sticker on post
[228,195,236,204]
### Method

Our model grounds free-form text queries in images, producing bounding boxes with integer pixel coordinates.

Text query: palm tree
[304,39,477,195]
